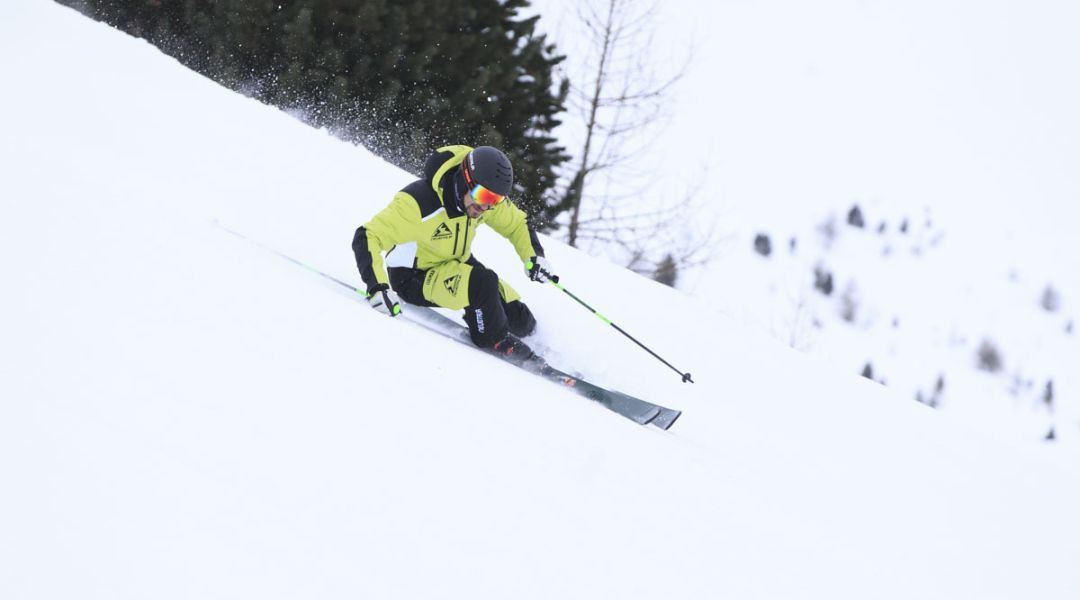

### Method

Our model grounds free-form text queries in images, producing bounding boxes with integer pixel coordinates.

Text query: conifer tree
[60,0,568,227]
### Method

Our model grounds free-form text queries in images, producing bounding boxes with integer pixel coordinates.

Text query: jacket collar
[440,168,467,219]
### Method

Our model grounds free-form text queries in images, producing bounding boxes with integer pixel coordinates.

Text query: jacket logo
[431,223,453,241]
[444,274,462,296]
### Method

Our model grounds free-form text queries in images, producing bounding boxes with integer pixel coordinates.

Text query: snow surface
[2,1,1079,598]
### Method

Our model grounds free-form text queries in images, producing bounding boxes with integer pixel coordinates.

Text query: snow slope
[674,0,1080,451]
[2,2,1079,598]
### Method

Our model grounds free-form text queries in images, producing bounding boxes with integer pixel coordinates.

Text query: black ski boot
[491,333,545,370]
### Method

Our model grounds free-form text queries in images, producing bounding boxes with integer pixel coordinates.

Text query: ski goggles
[469,183,505,207]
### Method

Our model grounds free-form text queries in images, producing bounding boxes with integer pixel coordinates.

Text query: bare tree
[555,0,714,284]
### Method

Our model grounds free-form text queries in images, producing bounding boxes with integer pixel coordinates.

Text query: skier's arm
[482,199,545,262]
[484,200,560,284]
[353,192,422,293]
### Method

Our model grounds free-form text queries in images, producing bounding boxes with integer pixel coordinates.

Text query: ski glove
[367,283,402,317]
[526,256,559,284]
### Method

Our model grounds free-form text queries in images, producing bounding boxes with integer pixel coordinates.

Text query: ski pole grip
[526,260,559,284]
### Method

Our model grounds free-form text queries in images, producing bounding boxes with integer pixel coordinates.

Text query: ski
[403,304,681,430]
[214,224,681,430]
[537,364,673,428]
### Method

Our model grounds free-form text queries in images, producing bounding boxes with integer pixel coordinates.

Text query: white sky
[537,0,1080,264]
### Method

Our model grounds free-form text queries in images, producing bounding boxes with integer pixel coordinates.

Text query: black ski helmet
[462,146,513,196]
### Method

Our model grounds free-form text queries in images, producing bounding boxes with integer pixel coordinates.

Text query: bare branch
[555,0,711,284]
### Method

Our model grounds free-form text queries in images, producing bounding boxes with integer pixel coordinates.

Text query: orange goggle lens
[470,184,505,207]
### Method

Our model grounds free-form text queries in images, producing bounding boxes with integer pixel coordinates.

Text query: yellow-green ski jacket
[352,145,545,294]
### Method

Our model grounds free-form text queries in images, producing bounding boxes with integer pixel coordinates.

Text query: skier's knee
[467,266,500,305]
[388,266,434,307]
[505,300,536,337]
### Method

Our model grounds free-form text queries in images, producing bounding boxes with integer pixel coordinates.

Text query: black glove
[366,283,402,317]
[526,256,559,284]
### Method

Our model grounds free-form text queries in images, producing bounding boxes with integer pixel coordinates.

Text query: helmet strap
[462,158,475,187]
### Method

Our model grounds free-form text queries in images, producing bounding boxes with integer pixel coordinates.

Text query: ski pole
[528,262,694,383]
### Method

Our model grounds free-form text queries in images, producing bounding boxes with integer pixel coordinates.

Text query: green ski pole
[527,261,694,383]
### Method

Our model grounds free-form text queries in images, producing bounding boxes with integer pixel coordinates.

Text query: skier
[352,145,558,363]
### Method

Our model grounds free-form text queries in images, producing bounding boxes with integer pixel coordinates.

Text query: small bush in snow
[976,339,1004,373]
[753,233,772,257]
[847,204,865,228]
[813,265,834,296]
[818,215,838,246]
[915,375,944,408]
[839,282,860,323]
[1040,284,1061,312]
[653,254,678,287]
[931,374,945,407]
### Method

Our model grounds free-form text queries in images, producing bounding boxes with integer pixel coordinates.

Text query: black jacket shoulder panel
[401,179,442,219]
[423,149,455,183]
[438,167,457,195]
